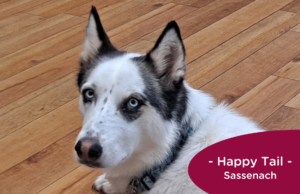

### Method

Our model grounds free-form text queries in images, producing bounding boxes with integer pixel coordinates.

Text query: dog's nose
[75,139,102,162]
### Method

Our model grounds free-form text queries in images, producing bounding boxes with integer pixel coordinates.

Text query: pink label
[188,130,300,194]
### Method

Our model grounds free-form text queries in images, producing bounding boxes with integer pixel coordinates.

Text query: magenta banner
[188,130,300,194]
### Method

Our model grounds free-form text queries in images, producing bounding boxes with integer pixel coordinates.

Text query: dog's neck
[105,83,215,183]
[180,83,215,132]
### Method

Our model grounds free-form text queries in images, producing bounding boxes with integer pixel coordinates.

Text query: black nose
[74,139,102,162]
[88,143,102,158]
[75,140,82,156]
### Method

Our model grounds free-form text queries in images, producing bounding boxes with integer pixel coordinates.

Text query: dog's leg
[92,174,127,194]
[92,174,117,194]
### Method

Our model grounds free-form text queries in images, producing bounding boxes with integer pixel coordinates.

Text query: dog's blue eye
[84,89,94,101]
[128,98,139,108]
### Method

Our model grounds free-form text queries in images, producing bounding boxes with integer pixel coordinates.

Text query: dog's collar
[126,127,194,194]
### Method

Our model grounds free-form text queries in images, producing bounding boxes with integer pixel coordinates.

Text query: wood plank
[0,130,81,194]
[200,31,300,104]
[143,0,254,41]
[26,0,92,18]
[66,0,132,17]
[0,3,183,81]
[184,0,294,63]
[275,55,300,81]
[0,14,85,58]
[90,0,132,16]
[261,106,300,130]
[172,0,215,7]
[0,46,81,109]
[107,3,178,36]
[0,73,75,118]
[0,13,44,37]
[286,93,300,109]
[0,98,81,174]
[89,0,173,32]
[0,0,50,20]
[108,3,197,48]
[0,0,10,4]
[122,39,154,54]
[45,171,99,194]
[186,11,300,89]
[291,22,300,32]
[37,167,101,194]
[231,76,300,123]
[0,72,78,139]
[0,23,85,82]
[281,0,300,13]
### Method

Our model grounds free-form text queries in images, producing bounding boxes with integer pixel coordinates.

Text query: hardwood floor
[1,0,300,193]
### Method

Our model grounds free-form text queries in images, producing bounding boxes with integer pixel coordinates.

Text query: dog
[74,6,263,194]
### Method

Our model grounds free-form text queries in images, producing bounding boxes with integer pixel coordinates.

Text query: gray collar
[126,127,194,194]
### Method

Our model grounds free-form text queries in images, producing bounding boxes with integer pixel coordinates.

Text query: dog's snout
[75,139,102,162]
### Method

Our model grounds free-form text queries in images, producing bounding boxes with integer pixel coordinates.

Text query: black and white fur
[75,7,263,194]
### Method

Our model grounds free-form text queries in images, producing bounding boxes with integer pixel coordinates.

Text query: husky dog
[74,6,263,194]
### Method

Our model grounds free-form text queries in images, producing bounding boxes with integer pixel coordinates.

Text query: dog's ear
[146,21,186,89]
[81,6,116,61]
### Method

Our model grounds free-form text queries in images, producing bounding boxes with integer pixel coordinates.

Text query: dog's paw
[92,174,119,194]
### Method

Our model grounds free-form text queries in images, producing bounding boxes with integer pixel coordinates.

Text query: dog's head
[74,6,188,169]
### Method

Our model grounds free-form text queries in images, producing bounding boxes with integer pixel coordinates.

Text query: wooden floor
[1,0,300,193]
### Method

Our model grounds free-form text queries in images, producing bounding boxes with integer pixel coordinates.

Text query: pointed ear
[81,6,116,61]
[147,21,186,89]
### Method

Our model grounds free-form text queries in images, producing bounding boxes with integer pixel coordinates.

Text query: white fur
[76,53,263,194]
